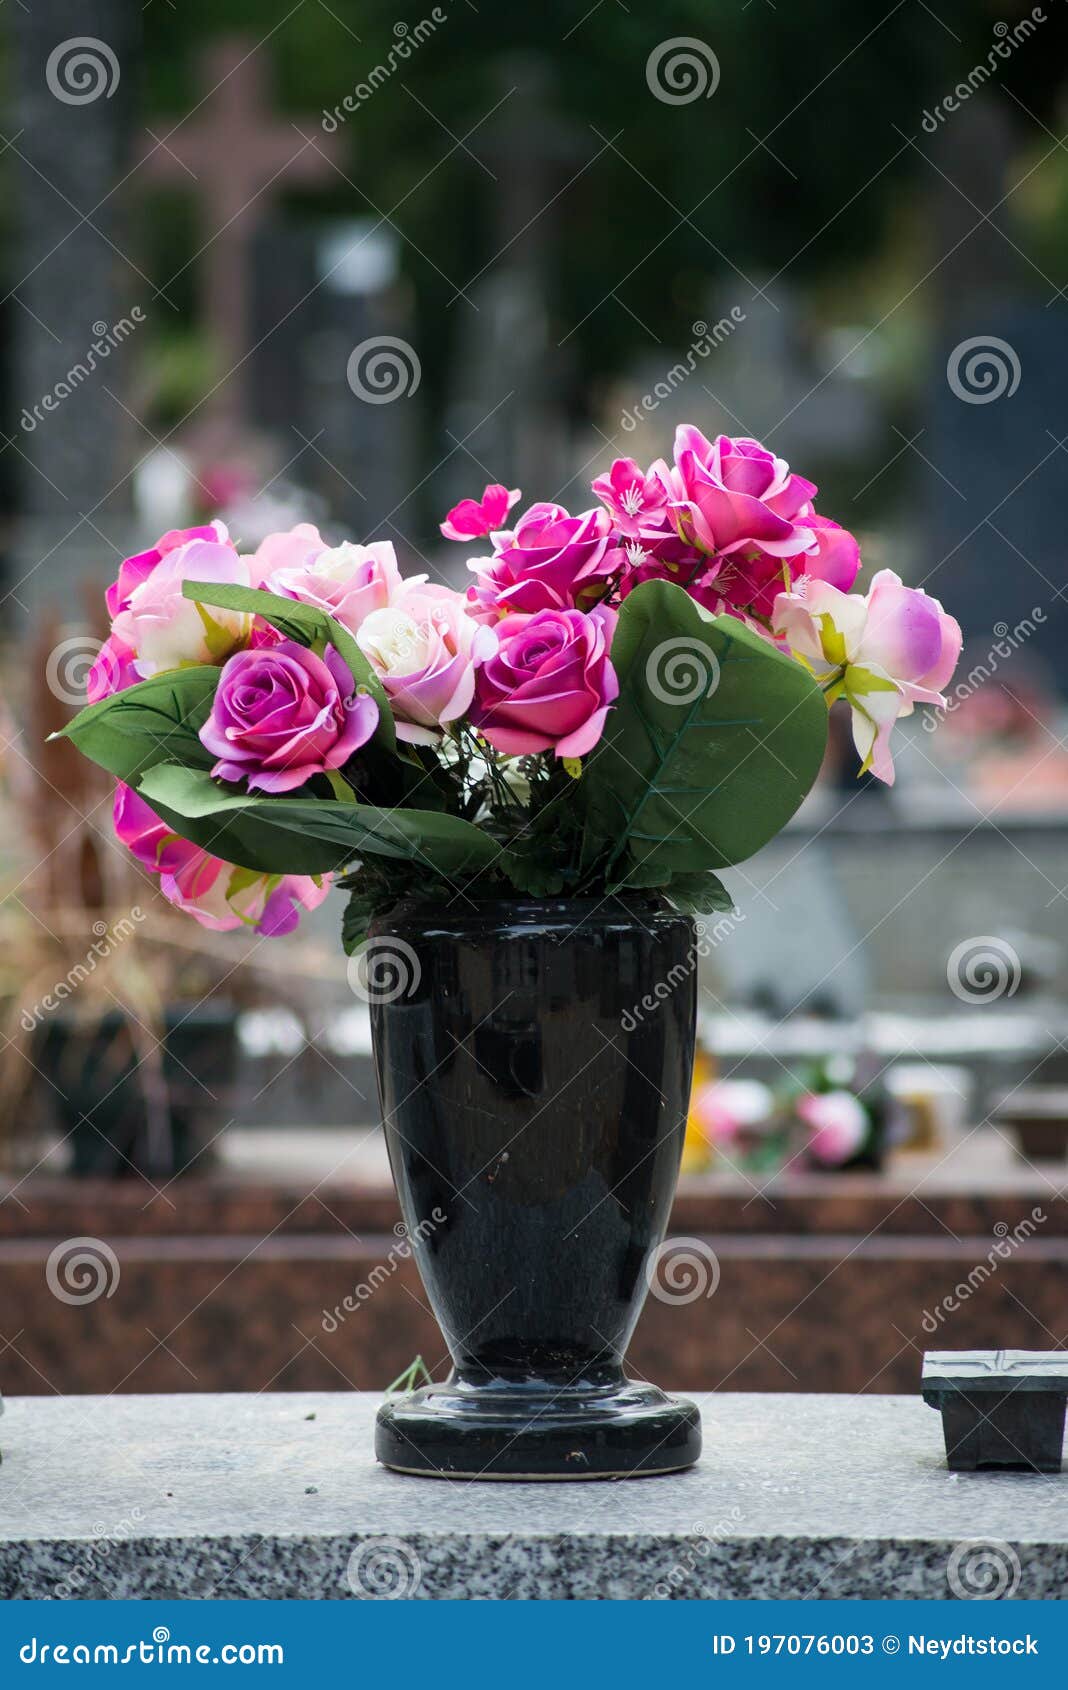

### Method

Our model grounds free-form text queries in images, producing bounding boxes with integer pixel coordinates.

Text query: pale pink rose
[269,540,402,637]
[247,523,326,587]
[111,537,253,680]
[357,581,497,744]
[89,522,234,701]
[772,570,962,784]
[114,783,329,937]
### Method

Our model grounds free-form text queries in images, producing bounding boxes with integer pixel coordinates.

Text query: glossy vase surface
[369,895,702,1480]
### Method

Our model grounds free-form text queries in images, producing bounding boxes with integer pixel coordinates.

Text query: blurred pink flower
[797,1090,868,1167]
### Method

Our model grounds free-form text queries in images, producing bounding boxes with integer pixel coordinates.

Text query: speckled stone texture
[0,1392,1065,1599]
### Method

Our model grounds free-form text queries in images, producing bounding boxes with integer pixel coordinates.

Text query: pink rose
[111,536,253,680]
[467,503,620,622]
[105,521,232,620]
[89,522,235,702]
[654,427,817,615]
[247,522,326,587]
[801,514,862,593]
[269,540,402,637]
[199,639,378,794]
[114,784,329,936]
[356,580,496,745]
[471,606,618,758]
[87,634,140,704]
[441,483,520,542]
[591,457,669,537]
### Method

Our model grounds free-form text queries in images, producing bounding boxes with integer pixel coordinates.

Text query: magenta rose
[471,606,618,758]
[800,514,861,593]
[199,639,378,794]
[114,784,330,936]
[662,427,816,562]
[467,503,620,622]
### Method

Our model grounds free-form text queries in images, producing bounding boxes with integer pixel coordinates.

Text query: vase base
[375,1379,702,1481]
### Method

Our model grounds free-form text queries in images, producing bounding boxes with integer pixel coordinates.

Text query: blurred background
[3,0,1068,1400]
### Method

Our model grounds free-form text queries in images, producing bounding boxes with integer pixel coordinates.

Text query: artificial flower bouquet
[59,427,961,948]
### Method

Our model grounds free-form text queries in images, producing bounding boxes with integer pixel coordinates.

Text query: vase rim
[367,892,688,934]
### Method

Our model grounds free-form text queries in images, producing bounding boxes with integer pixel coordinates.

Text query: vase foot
[375,1379,702,1480]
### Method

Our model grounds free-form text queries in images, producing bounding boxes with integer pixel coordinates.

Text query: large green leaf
[137,765,500,879]
[580,580,827,879]
[50,668,219,784]
[181,580,395,751]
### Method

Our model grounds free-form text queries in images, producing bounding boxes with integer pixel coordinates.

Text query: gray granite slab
[0,1392,1064,1599]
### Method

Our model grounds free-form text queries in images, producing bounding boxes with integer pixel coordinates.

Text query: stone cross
[141,36,343,426]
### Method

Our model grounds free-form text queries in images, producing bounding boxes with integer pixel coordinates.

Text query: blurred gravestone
[9,1,141,616]
[445,57,579,508]
[248,217,419,547]
[918,99,1068,683]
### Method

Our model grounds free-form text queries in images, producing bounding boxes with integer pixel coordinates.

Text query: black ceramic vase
[368,895,702,1481]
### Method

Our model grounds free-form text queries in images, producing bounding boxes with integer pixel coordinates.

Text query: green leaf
[660,871,734,916]
[181,580,395,751]
[580,580,827,876]
[137,765,501,879]
[49,668,219,785]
